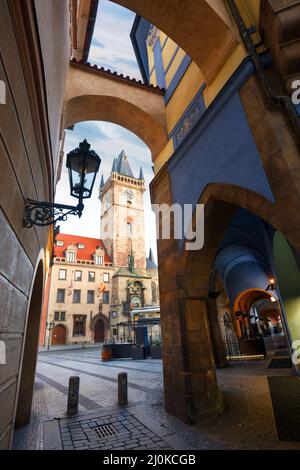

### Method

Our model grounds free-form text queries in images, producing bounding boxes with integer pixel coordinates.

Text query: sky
[55,0,157,260]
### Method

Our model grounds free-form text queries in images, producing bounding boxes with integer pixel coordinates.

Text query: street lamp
[46,320,55,351]
[266,277,275,291]
[23,140,101,227]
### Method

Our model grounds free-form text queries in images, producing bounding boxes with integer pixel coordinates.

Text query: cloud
[88,0,141,79]
[91,38,105,49]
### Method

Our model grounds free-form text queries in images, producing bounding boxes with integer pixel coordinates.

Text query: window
[87,290,94,304]
[56,240,64,247]
[103,273,110,283]
[66,251,76,263]
[88,271,95,282]
[73,289,81,303]
[78,243,85,249]
[54,311,66,321]
[95,255,103,266]
[56,289,65,303]
[103,291,110,304]
[73,315,86,336]
[127,222,132,237]
[58,269,67,280]
[74,270,82,281]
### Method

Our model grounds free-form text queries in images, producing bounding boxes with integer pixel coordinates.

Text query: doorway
[94,318,105,343]
[51,325,66,345]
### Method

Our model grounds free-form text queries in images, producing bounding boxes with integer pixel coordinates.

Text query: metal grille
[268,376,300,441]
[223,335,267,360]
[93,424,118,439]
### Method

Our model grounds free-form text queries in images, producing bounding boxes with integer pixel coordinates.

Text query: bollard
[118,372,128,406]
[67,376,80,416]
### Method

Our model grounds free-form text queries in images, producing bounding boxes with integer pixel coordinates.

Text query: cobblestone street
[12,347,300,451]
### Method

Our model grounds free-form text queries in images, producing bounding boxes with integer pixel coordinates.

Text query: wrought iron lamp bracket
[23,198,84,228]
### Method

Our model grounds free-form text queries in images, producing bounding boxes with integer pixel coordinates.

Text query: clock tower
[99,150,147,270]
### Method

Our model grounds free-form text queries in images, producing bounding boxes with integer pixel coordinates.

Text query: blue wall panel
[168,91,275,213]
[153,39,166,89]
[130,16,152,83]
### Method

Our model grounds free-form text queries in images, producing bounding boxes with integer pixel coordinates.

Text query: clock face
[124,189,134,204]
[131,296,142,309]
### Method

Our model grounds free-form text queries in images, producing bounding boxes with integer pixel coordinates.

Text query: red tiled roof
[54,233,111,263]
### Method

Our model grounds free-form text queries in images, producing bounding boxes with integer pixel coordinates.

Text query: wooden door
[94,319,105,343]
[51,325,66,345]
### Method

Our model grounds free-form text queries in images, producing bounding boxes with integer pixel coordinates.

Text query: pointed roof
[99,174,105,189]
[115,150,134,177]
[146,247,157,269]
[149,247,154,262]
[139,166,145,180]
[111,158,117,173]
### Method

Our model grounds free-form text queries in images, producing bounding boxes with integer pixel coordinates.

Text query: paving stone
[15,348,300,452]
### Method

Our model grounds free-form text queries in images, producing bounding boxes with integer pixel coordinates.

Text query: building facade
[41,151,159,347]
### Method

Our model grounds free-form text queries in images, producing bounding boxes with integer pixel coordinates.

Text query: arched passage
[232,289,286,351]
[111,0,238,84]
[150,166,300,423]
[15,259,44,429]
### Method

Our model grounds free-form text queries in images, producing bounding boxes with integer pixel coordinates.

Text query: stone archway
[15,259,44,429]
[150,163,300,423]
[64,62,167,159]
[51,325,67,345]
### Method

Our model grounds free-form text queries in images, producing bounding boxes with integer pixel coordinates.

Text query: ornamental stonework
[147,25,160,48]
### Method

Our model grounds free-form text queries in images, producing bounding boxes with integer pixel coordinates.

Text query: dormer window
[78,243,85,249]
[66,251,76,263]
[56,240,64,247]
[95,255,103,266]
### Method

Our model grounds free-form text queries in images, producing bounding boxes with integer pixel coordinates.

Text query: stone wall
[0,0,70,449]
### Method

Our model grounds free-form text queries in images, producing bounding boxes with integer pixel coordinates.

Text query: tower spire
[111,158,117,174]
[139,166,145,180]
[98,174,105,198]
[149,247,154,262]
[115,150,134,177]
[99,174,104,189]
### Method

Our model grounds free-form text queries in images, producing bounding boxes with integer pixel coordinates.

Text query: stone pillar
[206,298,229,368]
[151,167,223,425]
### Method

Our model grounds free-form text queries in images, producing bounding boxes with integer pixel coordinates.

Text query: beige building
[41,150,159,346]
[44,234,114,346]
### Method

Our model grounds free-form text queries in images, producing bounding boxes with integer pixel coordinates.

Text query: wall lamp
[266,277,275,291]
[23,140,101,228]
